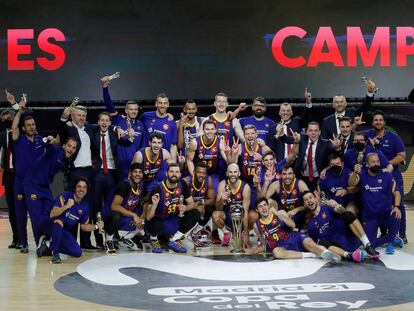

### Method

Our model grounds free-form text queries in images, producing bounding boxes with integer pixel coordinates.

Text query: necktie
[101,133,108,174]
[307,141,314,182]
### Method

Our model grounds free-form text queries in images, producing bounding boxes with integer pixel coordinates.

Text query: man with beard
[140,93,177,161]
[38,178,103,264]
[253,197,341,263]
[102,163,146,255]
[239,97,275,145]
[321,77,376,139]
[349,153,402,255]
[214,163,251,248]
[23,137,77,255]
[265,165,309,230]
[318,153,358,214]
[177,100,203,155]
[363,110,407,243]
[343,132,393,173]
[147,163,198,253]
[267,88,313,162]
[206,92,245,145]
[132,132,173,193]
[11,99,47,253]
[303,191,379,262]
[183,162,215,238]
[186,120,229,191]
[101,76,143,179]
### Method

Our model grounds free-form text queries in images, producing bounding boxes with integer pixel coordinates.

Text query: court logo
[55,251,414,311]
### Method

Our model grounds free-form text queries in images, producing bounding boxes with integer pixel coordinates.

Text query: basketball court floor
[1,210,414,311]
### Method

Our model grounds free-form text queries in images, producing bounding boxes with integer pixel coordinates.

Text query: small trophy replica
[21,93,28,103]
[108,72,120,81]
[69,97,80,109]
[361,76,379,93]
[96,212,106,243]
[126,118,135,142]
[230,203,245,253]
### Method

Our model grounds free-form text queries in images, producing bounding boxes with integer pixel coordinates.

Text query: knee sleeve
[343,211,357,226]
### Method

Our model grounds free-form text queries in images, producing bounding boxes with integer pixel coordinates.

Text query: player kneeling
[253,197,341,263]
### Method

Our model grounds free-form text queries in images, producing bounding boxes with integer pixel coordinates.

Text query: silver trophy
[178,195,185,217]
[96,212,106,244]
[361,76,379,93]
[126,118,135,142]
[69,97,80,109]
[21,93,27,103]
[230,203,245,253]
[107,72,120,81]
[357,151,364,165]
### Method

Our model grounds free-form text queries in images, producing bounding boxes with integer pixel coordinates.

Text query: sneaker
[321,250,342,264]
[212,230,221,244]
[51,252,62,264]
[36,236,49,258]
[15,243,22,250]
[8,241,19,249]
[168,240,187,253]
[365,243,380,258]
[393,236,404,249]
[20,244,29,254]
[150,239,163,253]
[105,240,117,256]
[121,237,141,251]
[351,250,365,263]
[385,243,395,255]
[222,231,232,246]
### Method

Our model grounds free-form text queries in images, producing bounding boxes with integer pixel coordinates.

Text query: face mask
[369,165,381,174]
[3,120,12,128]
[330,165,342,175]
[353,142,365,151]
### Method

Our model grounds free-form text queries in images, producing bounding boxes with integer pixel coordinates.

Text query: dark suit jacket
[267,106,313,162]
[90,127,120,172]
[321,94,373,139]
[280,134,336,176]
[0,130,10,169]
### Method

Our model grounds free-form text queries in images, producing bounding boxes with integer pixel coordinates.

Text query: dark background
[0,0,414,101]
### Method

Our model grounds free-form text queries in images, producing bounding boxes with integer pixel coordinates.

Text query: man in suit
[321,78,377,139]
[267,88,313,162]
[0,108,19,248]
[90,112,131,247]
[337,117,354,155]
[57,105,99,250]
[278,121,340,191]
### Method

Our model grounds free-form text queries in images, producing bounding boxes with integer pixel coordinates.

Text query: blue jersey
[12,134,46,178]
[276,178,304,212]
[102,87,144,161]
[256,213,292,250]
[189,175,210,203]
[308,205,361,252]
[140,111,177,150]
[343,146,389,171]
[364,129,405,185]
[152,180,190,219]
[194,135,225,175]
[359,169,396,219]
[223,179,246,211]
[24,144,65,186]
[239,143,263,184]
[208,114,234,145]
[239,116,275,144]
[53,192,89,229]
[140,147,167,183]
[318,167,355,206]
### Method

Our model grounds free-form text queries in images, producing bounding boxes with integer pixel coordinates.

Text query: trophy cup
[108,72,120,81]
[230,203,245,253]
[178,195,185,217]
[361,76,379,93]
[357,152,364,165]
[21,93,28,103]
[126,119,135,142]
[70,97,80,110]
[96,212,106,244]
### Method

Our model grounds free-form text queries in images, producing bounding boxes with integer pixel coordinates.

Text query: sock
[302,252,317,258]
[360,235,370,247]
[170,231,184,242]
[106,234,114,241]
[218,228,225,241]
[344,251,351,259]
[150,235,158,241]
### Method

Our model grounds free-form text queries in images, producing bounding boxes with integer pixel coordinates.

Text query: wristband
[12,102,20,111]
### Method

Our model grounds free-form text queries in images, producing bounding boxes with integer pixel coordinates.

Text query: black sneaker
[15,243,22,250]
[20,244,29,254]
[105,240,117,255]
[365,243,380,258]
[120,237,141,251]
[8,241,19,249]
[36,236,49,257]
[400,234,408,244]
[51,252,61,264]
